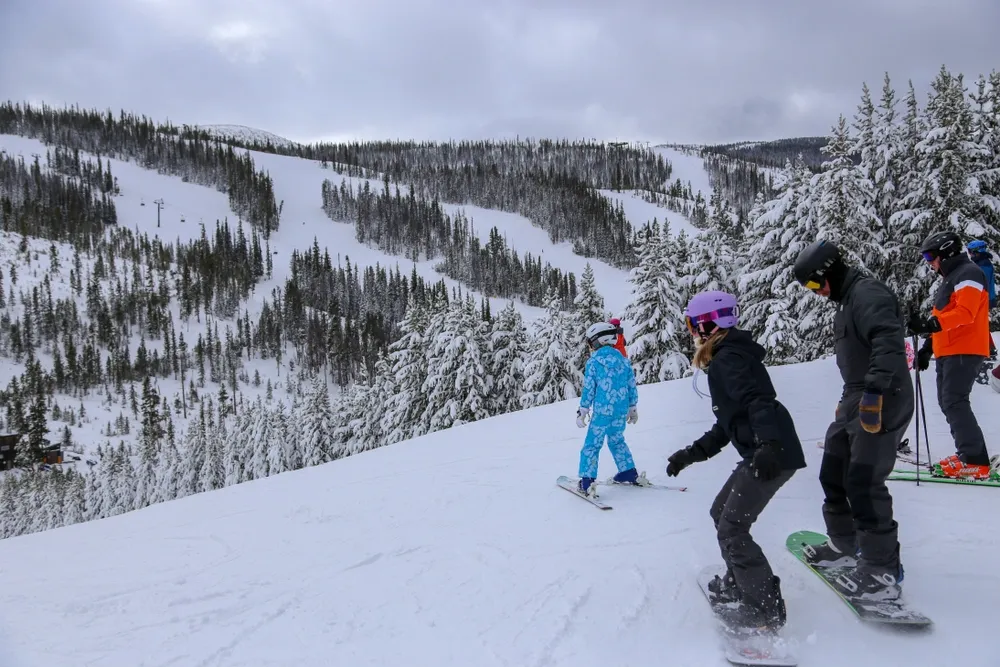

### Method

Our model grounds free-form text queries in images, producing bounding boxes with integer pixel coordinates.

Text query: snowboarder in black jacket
[793,239,913,602]
[666,290,806,629]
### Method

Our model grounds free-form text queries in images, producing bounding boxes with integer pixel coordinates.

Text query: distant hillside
[188,124,300,149]
[700,136,838,171]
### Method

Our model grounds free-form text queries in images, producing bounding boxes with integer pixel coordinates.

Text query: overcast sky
[2,0,999,145]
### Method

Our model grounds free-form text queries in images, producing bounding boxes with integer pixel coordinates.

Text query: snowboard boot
[731,576,786,631]
[801,539,857,568]
[610,468,650,486]
[578,477,597,497]
[896,438,912,456]
[834,561,902,601]
[707,568,742,604]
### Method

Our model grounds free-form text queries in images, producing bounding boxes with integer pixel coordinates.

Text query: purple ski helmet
[684,290,739,335]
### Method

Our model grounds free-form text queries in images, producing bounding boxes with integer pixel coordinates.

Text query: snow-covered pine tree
[134,377,162,508]
[854,74,910,291]
[893,67,987,310]
[267,401,292,475]
[488,301,528,415]
[198,418,225,493]
[814,115,883,274]
[246,396,274,480]
[683,221,737,296]
[154,435,180,504]
[299,375,335,466]
[521,287,580,408]
[622,220,689,382]
[422,296,490,432]
[356,353,396,453]
[330,364,370,458]
[224,403,251,487]
[970,70,1000,241]
[113,443,136,516]
[179,410,207,498]
[570,263,607,383]
[739,156,821,362]
[382,295,431,444]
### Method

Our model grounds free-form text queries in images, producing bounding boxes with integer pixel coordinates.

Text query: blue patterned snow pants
[578,416,635,479]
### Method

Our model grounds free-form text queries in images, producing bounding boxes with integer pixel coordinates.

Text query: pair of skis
[699,530,931,666]
[891,449,1000,487]
[555,474,687,509]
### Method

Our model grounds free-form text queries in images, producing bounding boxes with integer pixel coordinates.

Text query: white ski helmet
[585,321,619,348]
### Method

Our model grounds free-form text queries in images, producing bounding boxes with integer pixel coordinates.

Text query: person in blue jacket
[968,239,997,358]
[575,321,643,495]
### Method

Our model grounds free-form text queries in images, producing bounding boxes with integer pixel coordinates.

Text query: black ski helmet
[919,230,962,261]
[793,240,843,289]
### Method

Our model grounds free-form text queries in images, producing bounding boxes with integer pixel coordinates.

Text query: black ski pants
[936,354,990,465]
[710,461,794,613]
[820,385,912,568]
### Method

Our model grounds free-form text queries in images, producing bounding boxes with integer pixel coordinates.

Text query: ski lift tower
[153,198,164,228]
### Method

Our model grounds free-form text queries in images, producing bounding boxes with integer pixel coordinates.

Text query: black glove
[666,444,708,477]
[907,313,941,336]
[750,441,782,481]
[916,339,933,371]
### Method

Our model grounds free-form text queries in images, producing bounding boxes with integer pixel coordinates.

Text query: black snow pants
[710,461,794,613]
[820,385,913,569]
[936,354,991,465]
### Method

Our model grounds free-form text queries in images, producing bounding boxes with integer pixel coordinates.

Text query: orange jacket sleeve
[935,281,985,331]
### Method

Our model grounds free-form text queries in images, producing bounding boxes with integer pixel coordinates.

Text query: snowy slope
[655,146,713,201]
[1,353,997,667]
[599,188,699,238]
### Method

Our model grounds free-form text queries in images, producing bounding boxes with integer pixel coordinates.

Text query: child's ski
[598,477,688,492]
[556,475,612,509]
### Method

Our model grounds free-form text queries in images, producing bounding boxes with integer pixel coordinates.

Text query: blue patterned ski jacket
[579,345,638,421]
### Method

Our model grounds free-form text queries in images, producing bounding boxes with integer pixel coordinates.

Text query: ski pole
[912,334,921,487]
[916,362,932,466]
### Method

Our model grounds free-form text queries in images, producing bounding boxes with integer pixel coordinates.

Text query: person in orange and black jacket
[608,318,628,357]
[907,230,993,479]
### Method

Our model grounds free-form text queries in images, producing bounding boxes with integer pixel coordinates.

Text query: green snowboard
[888,469,1000,487]
[786,530,931,627]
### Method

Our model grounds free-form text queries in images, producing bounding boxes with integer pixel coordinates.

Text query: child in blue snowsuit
[575,322,643,495]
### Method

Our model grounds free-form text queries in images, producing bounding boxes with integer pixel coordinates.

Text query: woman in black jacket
[666,290,806,629]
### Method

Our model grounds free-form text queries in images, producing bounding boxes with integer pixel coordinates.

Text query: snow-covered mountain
[0,349,997,667]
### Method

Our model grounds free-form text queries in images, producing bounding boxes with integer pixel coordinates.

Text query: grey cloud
[1,0,999,144]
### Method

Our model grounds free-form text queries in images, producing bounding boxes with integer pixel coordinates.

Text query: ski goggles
[685,307,737,335]
[797,273,826,291]
[921,251,937,262]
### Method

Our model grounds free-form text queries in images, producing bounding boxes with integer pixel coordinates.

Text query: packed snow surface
[1,354,997,667]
